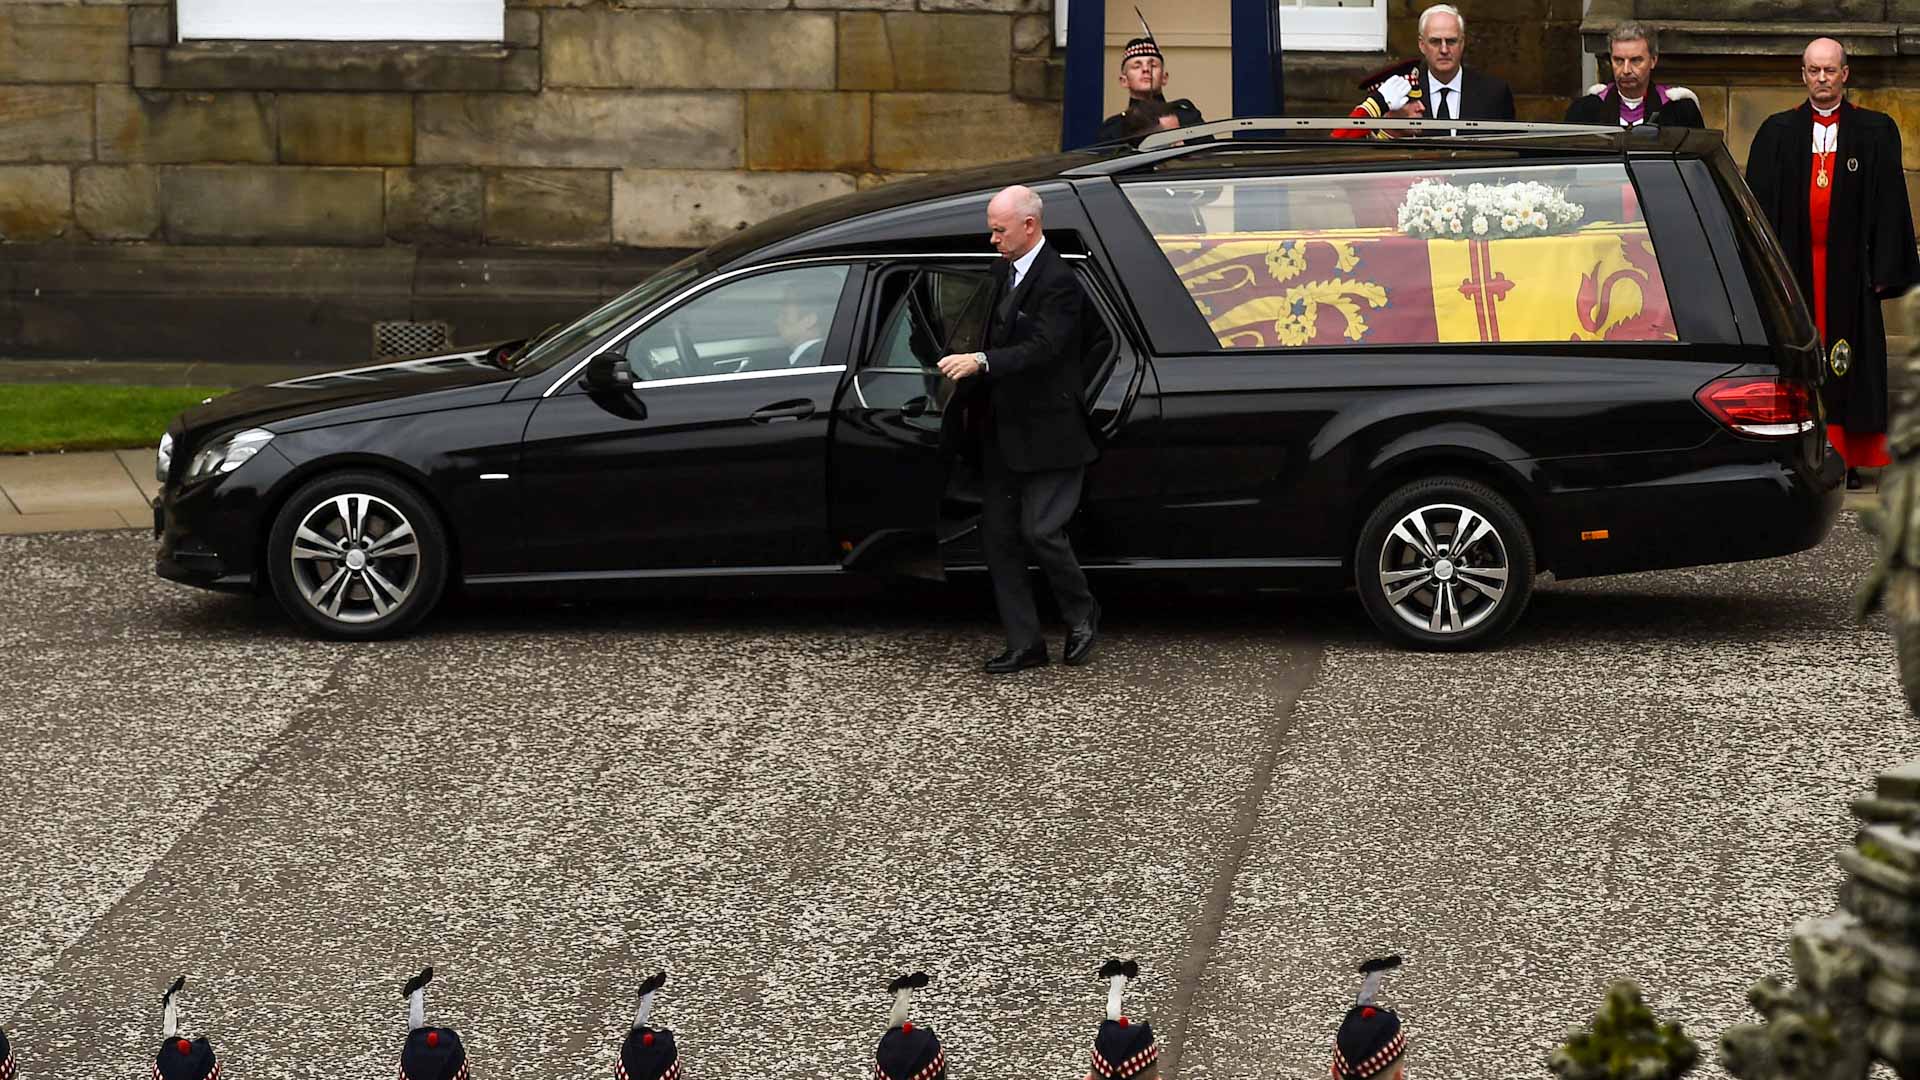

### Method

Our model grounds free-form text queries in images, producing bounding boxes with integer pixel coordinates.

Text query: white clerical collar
[1011,236,1045,287]
[1619,95,1644,109]
[1813,101,1840,117]
[1427,68,1464,96]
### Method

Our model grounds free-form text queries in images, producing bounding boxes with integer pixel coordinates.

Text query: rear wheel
[1355,476,1534,651]
[266,470,448,640]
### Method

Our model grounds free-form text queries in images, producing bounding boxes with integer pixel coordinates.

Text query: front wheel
[266,470,449,640]
[1355,476,1535,651]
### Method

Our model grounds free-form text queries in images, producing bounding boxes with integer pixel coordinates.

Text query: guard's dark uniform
[875,973,946,1080]
[399,967,470,1080]
[1095,96,1205,145]
[152,977,220,1080]
[616,973,680,1080]
[1332,957,1408,1080]
[1089,959,1160,1079]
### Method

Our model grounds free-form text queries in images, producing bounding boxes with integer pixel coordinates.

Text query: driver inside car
[775,281,835,367]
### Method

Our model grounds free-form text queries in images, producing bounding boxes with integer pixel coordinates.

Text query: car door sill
[467,557,1345,588]
[947,558,1344,572]
[466,565,847,586]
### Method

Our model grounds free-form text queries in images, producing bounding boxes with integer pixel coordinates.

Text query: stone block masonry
[0,5,125,84]
[159,166,386,245]
[0,86,92,163]
[0,0,1062,363]
[414,90,744,169]
[0,2,1058,251]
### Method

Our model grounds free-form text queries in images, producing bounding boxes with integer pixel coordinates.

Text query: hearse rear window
[1121,162,1678,349]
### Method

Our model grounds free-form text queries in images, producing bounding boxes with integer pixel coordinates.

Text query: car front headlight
[185,428,274,484]
[156,432,173,483]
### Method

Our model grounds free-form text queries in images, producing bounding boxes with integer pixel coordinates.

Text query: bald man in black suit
[938,185,1101,674]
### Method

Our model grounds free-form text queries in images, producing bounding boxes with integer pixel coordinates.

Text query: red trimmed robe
[1748,100,1920,469]
[1803,111,1875,463]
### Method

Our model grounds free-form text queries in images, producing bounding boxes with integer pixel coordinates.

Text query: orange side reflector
[840,540,854,552]
[1580,529,1610,541]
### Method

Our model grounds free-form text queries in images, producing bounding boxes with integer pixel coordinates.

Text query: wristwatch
[974,351,989,374]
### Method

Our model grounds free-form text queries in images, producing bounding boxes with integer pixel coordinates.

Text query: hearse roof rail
[1063,117,1654,177]
[1143,116,1621,148]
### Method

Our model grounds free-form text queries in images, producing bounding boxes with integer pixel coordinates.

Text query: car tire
[266,470,449,640]
[1355,476,1534,651]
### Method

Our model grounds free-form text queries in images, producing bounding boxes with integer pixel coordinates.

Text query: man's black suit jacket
[1422,66,1516,122]
[946,241,1098,474]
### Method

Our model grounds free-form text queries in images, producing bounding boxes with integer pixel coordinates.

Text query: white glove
[1379,74,1413,111]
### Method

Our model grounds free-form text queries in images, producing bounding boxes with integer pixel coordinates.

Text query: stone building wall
[0,0,1063,362]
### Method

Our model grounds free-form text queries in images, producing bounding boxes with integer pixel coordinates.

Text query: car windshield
[510,254,706,375]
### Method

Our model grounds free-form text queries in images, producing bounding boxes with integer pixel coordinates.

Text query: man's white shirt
[1010,236,1046,291]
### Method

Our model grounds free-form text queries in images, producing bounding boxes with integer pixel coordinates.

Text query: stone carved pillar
[1721,760,1920,1080]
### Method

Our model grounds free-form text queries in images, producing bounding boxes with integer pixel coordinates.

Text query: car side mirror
[583,351,636,394]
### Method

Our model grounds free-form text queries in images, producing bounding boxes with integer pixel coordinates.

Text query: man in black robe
[1747,37,1920,487]
[1092,35,1204,145]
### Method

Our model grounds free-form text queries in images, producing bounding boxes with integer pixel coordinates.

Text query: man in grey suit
[938,185,1101,674]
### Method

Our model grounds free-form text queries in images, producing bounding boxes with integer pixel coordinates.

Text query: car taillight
[1694,377,1816,438]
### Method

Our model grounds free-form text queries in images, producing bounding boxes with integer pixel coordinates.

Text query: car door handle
[751,400,815,423]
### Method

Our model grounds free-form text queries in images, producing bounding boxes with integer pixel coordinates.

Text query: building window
[177,0,505,42]
[1278,0,1385,53]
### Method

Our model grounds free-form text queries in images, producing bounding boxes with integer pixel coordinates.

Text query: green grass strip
[0,384,230,454]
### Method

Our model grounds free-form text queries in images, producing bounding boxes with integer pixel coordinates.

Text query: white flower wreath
[1397,179,1585,239]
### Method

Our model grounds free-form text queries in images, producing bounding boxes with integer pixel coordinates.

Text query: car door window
[857,267,995,410]
[620,265,850,381]
[867,268,995,370]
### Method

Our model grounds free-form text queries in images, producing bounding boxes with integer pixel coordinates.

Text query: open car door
[828,263,994,579]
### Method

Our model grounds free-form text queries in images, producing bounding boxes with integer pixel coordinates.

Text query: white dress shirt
[1010,235,1046,291]
[1427,68,1464,122]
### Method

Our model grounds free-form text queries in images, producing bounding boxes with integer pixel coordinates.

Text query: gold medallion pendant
[1830,337,1853,376]
[1818,170,1830,188]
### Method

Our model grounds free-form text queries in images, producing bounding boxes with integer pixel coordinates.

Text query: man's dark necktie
[996,268,1020,324]
[1435,87,1452,121]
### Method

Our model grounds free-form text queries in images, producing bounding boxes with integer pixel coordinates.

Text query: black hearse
[154,118,1839,648]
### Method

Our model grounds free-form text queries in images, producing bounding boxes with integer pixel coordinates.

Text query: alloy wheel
[287,493,422,625]
[1376,501,1512,635]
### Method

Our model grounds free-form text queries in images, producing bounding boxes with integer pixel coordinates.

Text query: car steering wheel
[666,324,698,380]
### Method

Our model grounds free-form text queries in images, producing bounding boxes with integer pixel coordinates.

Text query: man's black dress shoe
[1063,603,1100,667]
[984,644,1049,674]
[1847,467,1864,490]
